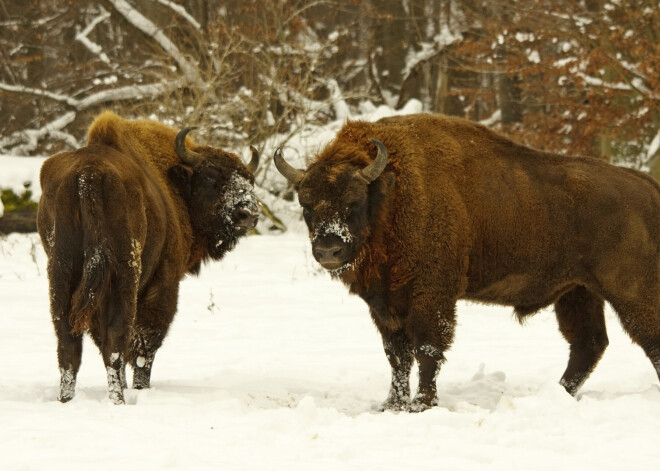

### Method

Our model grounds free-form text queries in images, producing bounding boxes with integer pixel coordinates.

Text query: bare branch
[106,0,201,85]
[0,80,178,111]
[153,0,200,30]
[0,83,79,107]
[0,112,77,155]
[76,82,170,109]
[75,9,112,64]
[644,128,660,168]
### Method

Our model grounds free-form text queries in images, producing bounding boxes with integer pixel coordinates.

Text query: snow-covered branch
[106,0,201,85]
[402,26,462,80]
[575,72,632,91]
[647,128,660,165]
[0,80,173,112]
[75,10,112,64]
[0,83,79,107]
[575,71,660,101]
[0,112,77,155]
[76,82,170,109]
[0,79,188,154]
[154,0,201,30]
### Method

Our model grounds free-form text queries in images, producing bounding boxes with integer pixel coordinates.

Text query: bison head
[274,139,393,276]
[169,127,260,259]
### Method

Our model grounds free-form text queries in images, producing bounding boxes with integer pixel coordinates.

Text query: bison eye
[302,207,312,227]
[200,175,215,187]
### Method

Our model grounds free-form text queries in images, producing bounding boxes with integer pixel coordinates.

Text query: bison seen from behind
[38,111,259,404]
[274,112,660,411]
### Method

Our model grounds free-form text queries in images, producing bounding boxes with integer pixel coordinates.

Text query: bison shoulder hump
[86,110,124,148]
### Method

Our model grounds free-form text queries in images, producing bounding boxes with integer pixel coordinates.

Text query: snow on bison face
[169,128,260,260]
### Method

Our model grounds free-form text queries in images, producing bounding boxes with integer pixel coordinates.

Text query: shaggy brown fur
[275,112,660,411]
[37,111,259,404]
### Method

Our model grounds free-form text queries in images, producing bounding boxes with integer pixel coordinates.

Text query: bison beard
[38,111,259,404]
[275,112,660,412]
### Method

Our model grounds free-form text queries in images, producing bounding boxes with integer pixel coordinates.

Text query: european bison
[37,111,259,404]
[274,112,660,411]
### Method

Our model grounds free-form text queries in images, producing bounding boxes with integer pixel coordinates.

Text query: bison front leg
[407,303,456,412]
[379,329,414,411]
[554,286,608,396]
[129,283,178,390]
[129,327,165,390]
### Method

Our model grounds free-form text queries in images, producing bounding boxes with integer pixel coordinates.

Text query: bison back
[38,145,173,333]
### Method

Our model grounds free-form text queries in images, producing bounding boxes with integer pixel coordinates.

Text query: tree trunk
[0,211,37,234]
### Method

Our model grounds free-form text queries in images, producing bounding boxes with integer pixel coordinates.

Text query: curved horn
[247,146,260,175]
[273,147,305,186]
[175,127,204,167]
[359,138,388,183]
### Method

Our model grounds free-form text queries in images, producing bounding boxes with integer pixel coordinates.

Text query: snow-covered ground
[2,101,660,469]
[1,231,660,470]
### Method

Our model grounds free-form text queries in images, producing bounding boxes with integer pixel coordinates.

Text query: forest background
[0,0,659,226]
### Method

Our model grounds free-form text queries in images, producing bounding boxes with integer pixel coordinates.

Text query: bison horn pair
[176,127,261,174]
[274,138,389,186]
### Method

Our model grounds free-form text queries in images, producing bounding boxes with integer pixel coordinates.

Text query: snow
[528,50,541,64]
[327,79,350,123]
[479,109,501,127]
[1,102,660,469]
[0,155,47,200]
[1,231,660,470]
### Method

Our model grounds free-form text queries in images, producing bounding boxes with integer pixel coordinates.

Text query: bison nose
[313,241,349,267]
[233,207,258,231]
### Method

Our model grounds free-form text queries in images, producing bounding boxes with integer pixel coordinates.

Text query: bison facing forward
[38,111,259,404]
[274,112,660,411]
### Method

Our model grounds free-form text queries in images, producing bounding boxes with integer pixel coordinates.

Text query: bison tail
[69,168,114,334]
[70,246,111,334]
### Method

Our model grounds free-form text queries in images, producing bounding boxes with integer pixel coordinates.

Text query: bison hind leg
[554,286,608,396]
[47,257,84,403]
[607,298,660,389]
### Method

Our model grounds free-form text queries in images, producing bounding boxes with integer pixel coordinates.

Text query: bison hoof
[58,393,74,403]
[108,390,125,405]
[132,378,150,390]
[379,396,410,412]
[559,378,581,397]
[409,394,438,413]
[132,370,151,390]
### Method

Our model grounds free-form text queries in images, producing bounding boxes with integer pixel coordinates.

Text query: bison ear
[376,171,395,195]
[367,171,395,223]
[168,165,193,200]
